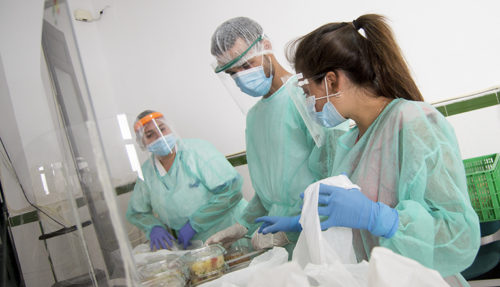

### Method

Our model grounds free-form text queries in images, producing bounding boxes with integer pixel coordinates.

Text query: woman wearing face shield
[254,14,480,286]
[126,110,247,251]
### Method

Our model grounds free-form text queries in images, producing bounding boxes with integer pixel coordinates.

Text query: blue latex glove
[149,226,175,251]
[317,183,399,238]
[178,221,196,249]
[254,215,302,234]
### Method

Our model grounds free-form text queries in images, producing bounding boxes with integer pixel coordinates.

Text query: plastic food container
[141,270,186,287]
[137,255,187,282]
[224,237,267,272]
[225,245,250,267]
[180,244,227,285]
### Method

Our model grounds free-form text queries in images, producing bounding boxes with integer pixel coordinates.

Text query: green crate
[463,153,500,222]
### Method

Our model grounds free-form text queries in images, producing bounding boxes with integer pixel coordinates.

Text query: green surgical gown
[241,77,321,247]
[323,98,480,282]
[126,139,247,242]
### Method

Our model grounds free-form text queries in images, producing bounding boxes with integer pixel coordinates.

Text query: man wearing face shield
[205,17,330,255]
[126,110,247,251]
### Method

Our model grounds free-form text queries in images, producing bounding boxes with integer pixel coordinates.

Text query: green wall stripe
[435,92,500,117]
[76,197,86,208]
[115,182,135,196]
[9,90,499,227]
[227,154,247,167]
[436,106,447,116]
[9,197,99,227]
[9,211,39,227]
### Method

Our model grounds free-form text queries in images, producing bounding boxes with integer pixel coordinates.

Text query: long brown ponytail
[287,14,423,101]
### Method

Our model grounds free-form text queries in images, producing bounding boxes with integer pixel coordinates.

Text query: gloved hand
[205,223,248,249]
[251,230,290,250]
[149,226,175,251]
[317,183,399,238]
[178,221,196,249]
[254,215,302,234]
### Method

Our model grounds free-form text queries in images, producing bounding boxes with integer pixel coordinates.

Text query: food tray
[137,254,188,281]
[141,270,186,287]
[226,248,267,272]
[180,244,228,286]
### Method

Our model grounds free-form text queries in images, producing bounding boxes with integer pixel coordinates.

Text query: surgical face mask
[147,134,177,156]
[232,63,273,98]
[307,78,347,128]
[319,101,347,128]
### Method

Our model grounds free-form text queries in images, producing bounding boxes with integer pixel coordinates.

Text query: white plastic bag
[246,261,309,287]
[303,261,368,287]
[292,174,449,287]
[199,247,289,287]
[368,247,449,287]
[293,175,358,267]
[201,174,449,286]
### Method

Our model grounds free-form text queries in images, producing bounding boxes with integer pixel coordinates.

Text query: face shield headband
[214,35,263,73]
[134,112,173,151]
[134,112,164,133]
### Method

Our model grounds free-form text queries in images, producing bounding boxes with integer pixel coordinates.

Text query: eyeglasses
[296,72,327,97]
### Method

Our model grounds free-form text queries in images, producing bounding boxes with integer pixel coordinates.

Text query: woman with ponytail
[255,14,479,286]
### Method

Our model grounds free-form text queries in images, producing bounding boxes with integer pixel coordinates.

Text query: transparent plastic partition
[21,129,119,286]
[37,0,140,286]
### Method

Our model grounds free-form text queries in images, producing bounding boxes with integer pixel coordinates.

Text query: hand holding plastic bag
[318,183,399,238]
[205,223,248,249]
[200,174,448,287]
[149,226,175,251]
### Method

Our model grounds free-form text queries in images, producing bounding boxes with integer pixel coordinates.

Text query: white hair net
[211,17,271,73]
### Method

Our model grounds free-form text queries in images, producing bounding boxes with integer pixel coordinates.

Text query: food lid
[181,244,226,263]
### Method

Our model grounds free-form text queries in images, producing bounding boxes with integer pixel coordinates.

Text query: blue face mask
[305,78,347,128]
[318,101,347,128]
[147,134,177,156]
[232,65,273,97]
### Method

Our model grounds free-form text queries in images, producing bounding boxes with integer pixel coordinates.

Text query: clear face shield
[212,35,275,114]
[289,73,329,147]
[134,112,182,158]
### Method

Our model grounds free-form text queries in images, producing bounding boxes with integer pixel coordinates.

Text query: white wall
[447,105,500,159]
[0,0,49,213]
[69,0,500,164]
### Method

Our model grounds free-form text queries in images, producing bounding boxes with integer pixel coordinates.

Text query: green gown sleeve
[126,179,165,239]
[188,174,243,232]
[185,139,245,233]
[238,193,268,234]
[379,107,480,277]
